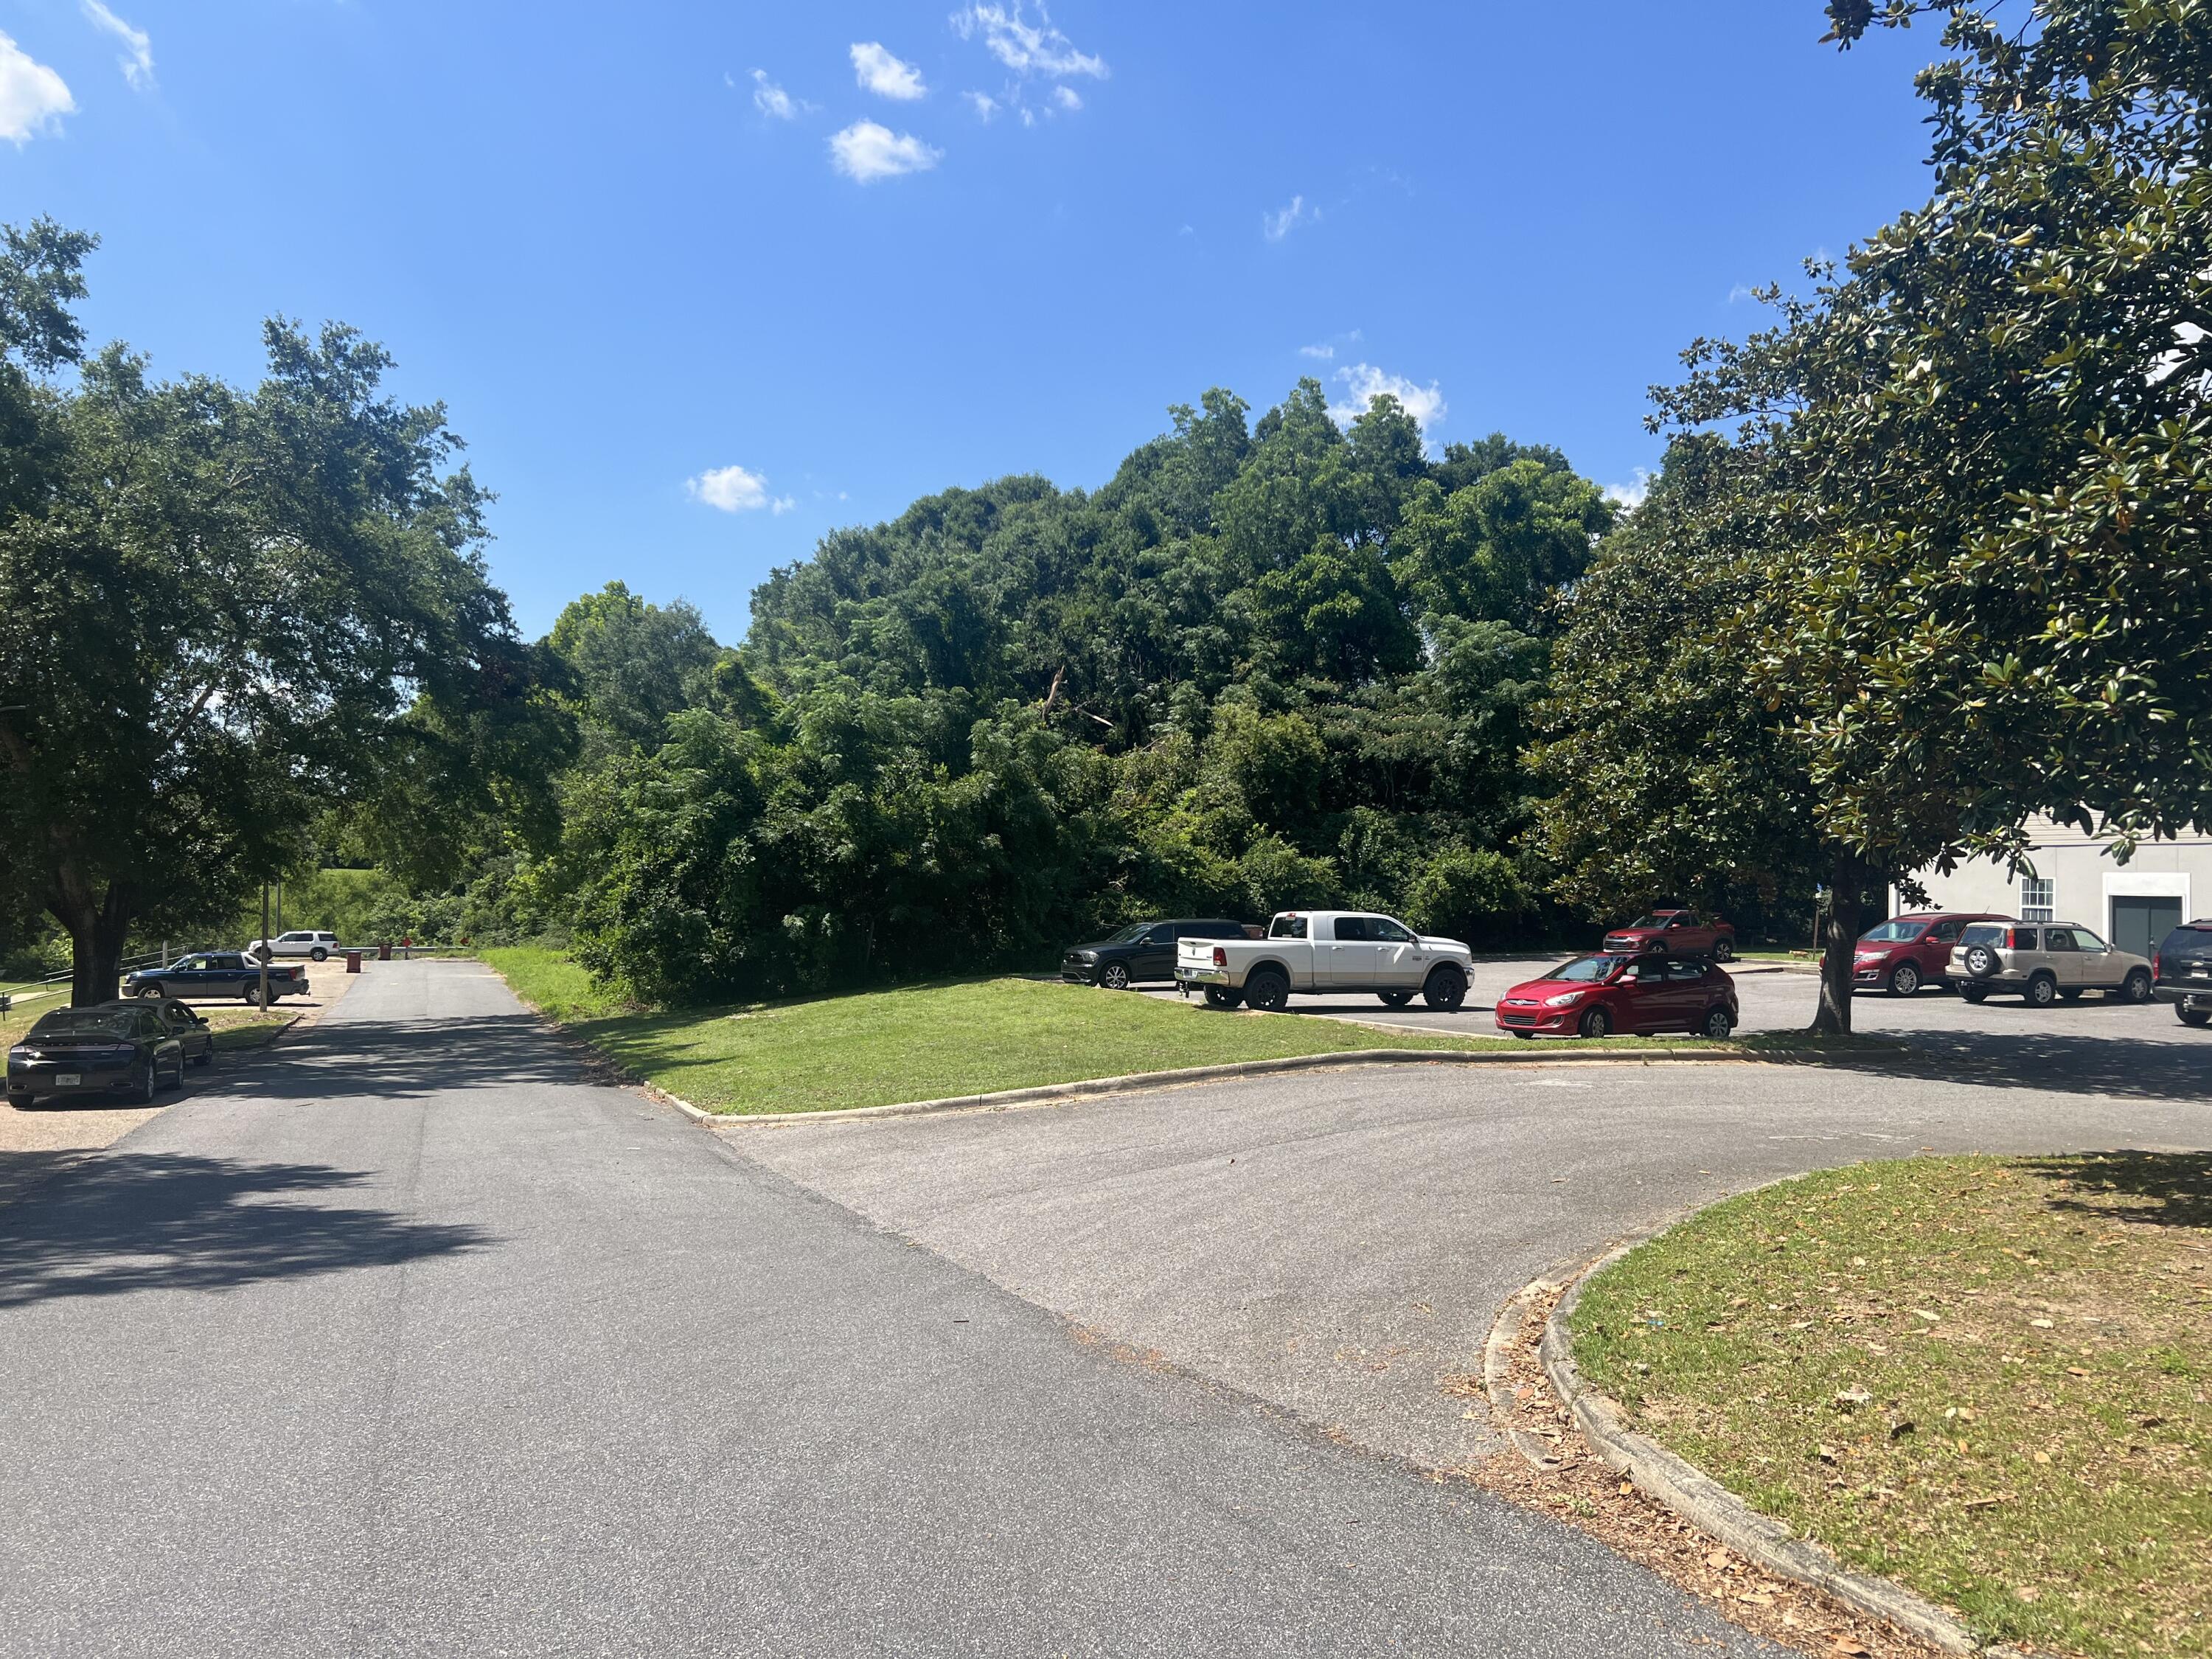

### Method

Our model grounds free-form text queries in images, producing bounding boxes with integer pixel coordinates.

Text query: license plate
[55,1073,80,1087]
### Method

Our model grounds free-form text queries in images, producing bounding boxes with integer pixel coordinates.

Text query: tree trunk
[54,867,134,1007]
[1809,852,1880,1035]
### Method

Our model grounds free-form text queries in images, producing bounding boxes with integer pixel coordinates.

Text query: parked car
[1946,921,2155,1008]
[7,1002,187,1107]
[1599,908,1736,962]
[1175,911,1472,1012]
[2152,919,2212,1027]
[1852,911,2009,997]
[1062,918,1253,990]
[95,997,216,1068]
[244,930,341,961]
[125,951,308,1004]
[1494,953,1739,1040]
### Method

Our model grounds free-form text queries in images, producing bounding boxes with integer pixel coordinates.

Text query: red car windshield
[1861,919,1929,942]
[1544,954,1631,984]
[1623,915,1669,930]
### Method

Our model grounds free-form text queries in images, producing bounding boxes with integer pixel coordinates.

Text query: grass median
[1568,1154,2212,1658]
[481,945,1520,1116]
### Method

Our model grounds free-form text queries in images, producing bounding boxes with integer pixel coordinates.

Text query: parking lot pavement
[1138,953,2202,1065]
[738,1051,2212,1482]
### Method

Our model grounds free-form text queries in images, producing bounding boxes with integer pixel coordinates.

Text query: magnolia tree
[1546,0,2212,1032]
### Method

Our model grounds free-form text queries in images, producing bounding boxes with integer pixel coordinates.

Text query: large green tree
[0,224,568,1002]
[1548,0,2212,1030]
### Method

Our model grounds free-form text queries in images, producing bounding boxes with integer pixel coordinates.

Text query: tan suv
[1947,920,2155,1008]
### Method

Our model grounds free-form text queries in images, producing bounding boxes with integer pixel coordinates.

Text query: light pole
[257,880,273,1010]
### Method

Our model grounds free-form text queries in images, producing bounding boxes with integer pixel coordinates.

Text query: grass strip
[482,945,1527,1116]
[1568,1154,2212,1658]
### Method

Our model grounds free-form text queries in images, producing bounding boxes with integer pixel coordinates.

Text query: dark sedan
[1062,918,1253,990]
[7,1003,187,1108]
[125,950,306,1004]
[95,997,216,1069]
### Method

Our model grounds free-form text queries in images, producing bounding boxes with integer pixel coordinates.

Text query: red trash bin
[345,950,362,973]
[377,942,392,962]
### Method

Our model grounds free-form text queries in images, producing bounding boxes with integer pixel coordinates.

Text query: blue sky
[3,1,1941,641]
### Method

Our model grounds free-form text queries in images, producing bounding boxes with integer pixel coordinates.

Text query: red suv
[1495,953,1739,1040]
[1852,912,2007,998]
[1599,909,1737,962]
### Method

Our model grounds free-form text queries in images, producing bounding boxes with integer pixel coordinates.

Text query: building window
[2020,876,2055,922]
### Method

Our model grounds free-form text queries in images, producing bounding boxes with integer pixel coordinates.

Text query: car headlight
[1543,990,1586,1008]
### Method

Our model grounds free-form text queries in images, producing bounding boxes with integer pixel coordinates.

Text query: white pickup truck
[1175,911,1472,1013]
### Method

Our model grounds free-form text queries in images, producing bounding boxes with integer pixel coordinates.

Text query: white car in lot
[1175,910,1472,1012]
[244,930,343,962]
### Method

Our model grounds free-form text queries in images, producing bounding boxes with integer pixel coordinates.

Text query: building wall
[1899,815,2211,947]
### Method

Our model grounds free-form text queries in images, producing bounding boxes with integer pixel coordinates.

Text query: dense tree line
[509,389,1613,1003]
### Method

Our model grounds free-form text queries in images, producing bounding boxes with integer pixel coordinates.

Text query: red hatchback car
[1851,912,2008,997]
[1495,953,1740,1040]
[1599,908,1737,962]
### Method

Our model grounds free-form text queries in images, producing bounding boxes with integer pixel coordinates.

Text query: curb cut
[1537,1248,2020,1658]
[655,1044,1759,1128]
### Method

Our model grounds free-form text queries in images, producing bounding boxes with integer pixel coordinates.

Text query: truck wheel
[1958,984,1989,1004]
[1713,937,1735,963]
[2179,1006,2211,1028]
[1963,944,1998,979]
[1377,990,1414,1009]
[1887,962,1919,998]
[2025,973,2057,1009]
[1203,987,1243,1011]
[1421,966,1467,1012]
[310,947,328,962]
[1700,1006,1734,1040]
[2120,969,2153,1004]
[1099,962,1131,991]
[1245,969,1290,1013]
[1576,1006,1612,1040]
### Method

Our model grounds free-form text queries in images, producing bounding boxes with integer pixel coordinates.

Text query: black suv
[2154,919,2212,1027]
[1062,918,1252,990]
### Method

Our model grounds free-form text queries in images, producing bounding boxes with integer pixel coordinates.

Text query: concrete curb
[653,1043,1763,1128]
[1537,1246,2019,1657]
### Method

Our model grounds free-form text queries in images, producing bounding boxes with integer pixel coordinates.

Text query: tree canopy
[0,223,571,1001]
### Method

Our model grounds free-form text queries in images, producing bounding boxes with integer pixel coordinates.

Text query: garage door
[2112,896,2183,962]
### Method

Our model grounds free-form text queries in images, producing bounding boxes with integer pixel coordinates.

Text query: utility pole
[258,880,272,1010]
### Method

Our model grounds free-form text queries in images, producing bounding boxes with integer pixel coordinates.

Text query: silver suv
[1947,920,2155,1008]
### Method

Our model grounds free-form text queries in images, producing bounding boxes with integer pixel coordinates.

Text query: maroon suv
[1599,909,1736,961]
[1851,912,2008,997]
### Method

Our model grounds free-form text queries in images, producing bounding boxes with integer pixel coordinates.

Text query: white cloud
[689,465,782,512]
[0,31,73,142]
[1263,195,1318,242]
[829,119,942,183]
[950,4,1108,80]
[81,1,153,90]
[1605,470,1653,512]
[771,495,797,515]
[1051,83,1081,111]
[1298,343,1334,361]
[964,89,998,120]
[750,68,806,119]
[1329,363,1446,434]
[851,41,926,100]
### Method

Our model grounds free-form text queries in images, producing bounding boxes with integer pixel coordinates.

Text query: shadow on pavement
[0,1153,493,1308]
[223,1013,602,1102]
[1756,1029,2212,1105]
[2017,1150,2212,1230]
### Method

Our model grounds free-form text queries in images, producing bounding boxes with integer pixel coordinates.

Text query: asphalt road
[0,960,1795,1658]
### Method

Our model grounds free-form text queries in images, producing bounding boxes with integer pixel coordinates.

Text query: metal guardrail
[1,947,177,1015]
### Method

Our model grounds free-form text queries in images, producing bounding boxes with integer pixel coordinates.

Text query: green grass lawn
[1568,1155,2212,1658]
[481,945,1518,1116]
